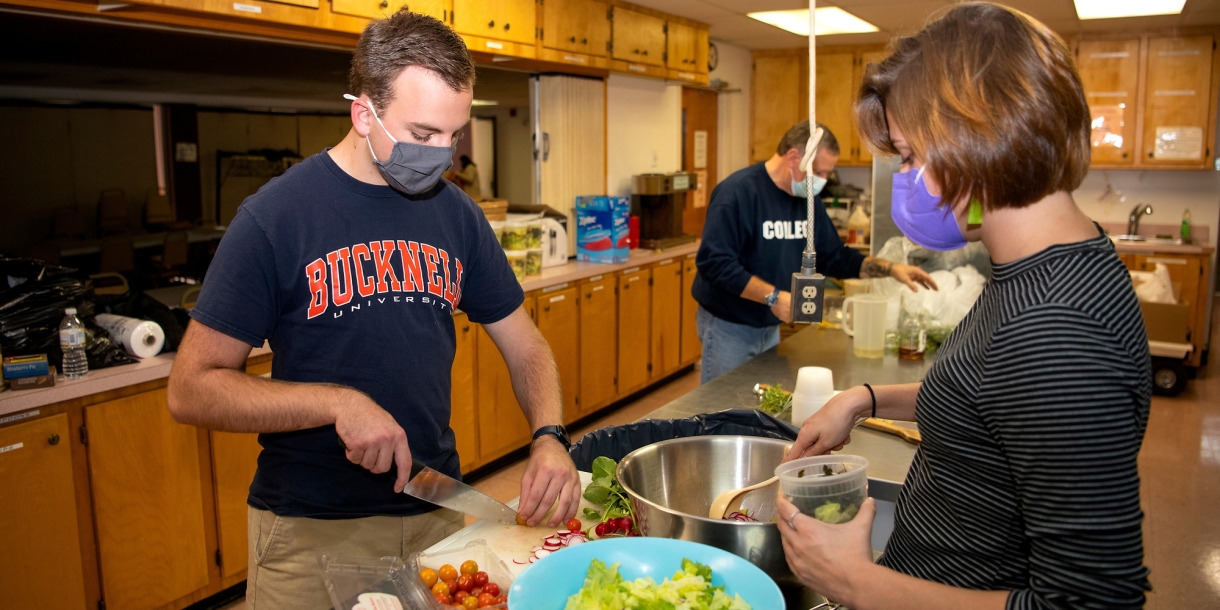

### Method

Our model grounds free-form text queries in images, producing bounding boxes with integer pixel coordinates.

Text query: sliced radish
[534,548,552,559]
[566,537,585,546]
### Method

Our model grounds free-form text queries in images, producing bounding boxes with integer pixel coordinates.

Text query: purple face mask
[890,168,967,251]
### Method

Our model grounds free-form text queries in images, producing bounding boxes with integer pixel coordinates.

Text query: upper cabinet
[611,7,666,67]
[666,22,695,70]
[750,53,806,164]
[1077,39,1141,165]
[815,52,855,163]
[543,0,609,57]
[1142,36,1215,167]
[453,0,536,46]
[331,0,448,21]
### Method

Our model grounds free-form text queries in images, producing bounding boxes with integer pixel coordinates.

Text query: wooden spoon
[708,476,779,520]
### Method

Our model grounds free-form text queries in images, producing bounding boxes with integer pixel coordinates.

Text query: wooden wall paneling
[0,413,88,610]
[1142,35,1215,167]
[616,268,651,394]
[86,389,210,610]
[451,312,480,472]
[649,261,682,378]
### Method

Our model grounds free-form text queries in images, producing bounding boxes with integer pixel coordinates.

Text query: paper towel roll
[95,313,165,358]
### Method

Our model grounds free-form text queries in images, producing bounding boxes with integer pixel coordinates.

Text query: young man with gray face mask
[691,121,937,384]
[167,12,579,609]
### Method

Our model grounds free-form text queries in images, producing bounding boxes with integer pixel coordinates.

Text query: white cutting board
[423,471,598,577]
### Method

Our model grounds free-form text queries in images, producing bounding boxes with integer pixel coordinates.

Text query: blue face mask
[792,174,827,199]
[891,168,968,251]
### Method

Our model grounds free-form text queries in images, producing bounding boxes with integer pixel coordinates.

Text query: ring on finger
[786,509,800,530]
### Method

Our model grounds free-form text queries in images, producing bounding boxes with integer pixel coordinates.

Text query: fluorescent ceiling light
[471,100,498,106]
[747,7,879,36]
[1073,0,1185,19]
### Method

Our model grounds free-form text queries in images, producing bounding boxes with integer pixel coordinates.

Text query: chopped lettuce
[563,558,752,610]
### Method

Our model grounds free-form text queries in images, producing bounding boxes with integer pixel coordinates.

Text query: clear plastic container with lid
[775,455,868,524]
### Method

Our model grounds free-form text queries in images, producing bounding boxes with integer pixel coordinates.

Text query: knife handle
[338,436,427,480]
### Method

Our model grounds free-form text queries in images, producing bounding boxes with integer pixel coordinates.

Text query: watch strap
[765,287,781,307]
[532,425,571,450]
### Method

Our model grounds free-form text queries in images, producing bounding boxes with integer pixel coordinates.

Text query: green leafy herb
[822,464,834,477]
[757,384,792,415]
[583,507,602,520]
[582,456,637,533]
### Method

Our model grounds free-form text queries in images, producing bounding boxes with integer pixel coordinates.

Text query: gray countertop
[640,325,934,502]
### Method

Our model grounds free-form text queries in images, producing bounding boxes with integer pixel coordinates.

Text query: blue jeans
[696,305,780,384]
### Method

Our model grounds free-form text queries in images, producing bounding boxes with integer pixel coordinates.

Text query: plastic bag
[568,409,798,471]
[1132,264,1176,304]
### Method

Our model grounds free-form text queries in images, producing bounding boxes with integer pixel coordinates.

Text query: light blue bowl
[508,537,784,609]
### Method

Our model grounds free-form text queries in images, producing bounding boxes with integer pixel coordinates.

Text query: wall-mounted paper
[694,130,708,169]
[1154,126,1204,160]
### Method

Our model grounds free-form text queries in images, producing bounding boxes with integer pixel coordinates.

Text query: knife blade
[402,461,520,525]
[337,436,519,525]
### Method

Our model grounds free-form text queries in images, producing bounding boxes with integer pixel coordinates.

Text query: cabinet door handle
[633,49,640,54]
[570,36,576,43]
[504,22,510,31]
[586,293,592,298]
[48,433,60,446]
[544,305,551,312]
[400,3,408,11]
[379,0,388,7]
[488,20,495,27]
[642,50,648,56]
[582,38,587,44]
[462,325,470,332]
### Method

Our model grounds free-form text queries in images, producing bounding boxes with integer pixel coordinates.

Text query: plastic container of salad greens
[775,454,868,524]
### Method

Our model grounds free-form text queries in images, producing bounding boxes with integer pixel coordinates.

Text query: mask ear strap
[343,93,398,146]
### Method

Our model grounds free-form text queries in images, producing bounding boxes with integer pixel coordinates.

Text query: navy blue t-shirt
[191,150,523,518]
[692,162,865,328]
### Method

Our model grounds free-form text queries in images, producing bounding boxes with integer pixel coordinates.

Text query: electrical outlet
[790,273,825,324]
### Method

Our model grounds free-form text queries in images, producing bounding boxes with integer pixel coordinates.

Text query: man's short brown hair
[349,11,476,113]
[855,2,1090,210]
[777,120,840,157]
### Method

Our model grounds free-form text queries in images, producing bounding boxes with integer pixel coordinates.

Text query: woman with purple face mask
[778,4,1152,610]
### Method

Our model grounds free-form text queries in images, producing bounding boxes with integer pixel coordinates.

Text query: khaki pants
[246,506,464,610]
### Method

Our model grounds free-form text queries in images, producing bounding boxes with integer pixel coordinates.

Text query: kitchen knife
[338,436,520,524]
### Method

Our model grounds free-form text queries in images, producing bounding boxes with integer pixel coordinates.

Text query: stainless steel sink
[1114,235,1186,246]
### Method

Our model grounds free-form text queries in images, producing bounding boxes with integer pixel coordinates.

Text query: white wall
[709,40,752,182]
[606,74,682,196]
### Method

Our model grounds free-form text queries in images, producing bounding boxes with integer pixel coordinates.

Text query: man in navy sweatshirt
[691,121,936,383]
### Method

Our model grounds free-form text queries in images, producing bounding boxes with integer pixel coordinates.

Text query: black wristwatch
[764,287,781,308]
[532,425,572,450]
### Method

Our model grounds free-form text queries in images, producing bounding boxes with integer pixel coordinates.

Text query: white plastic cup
[791,367,834,423]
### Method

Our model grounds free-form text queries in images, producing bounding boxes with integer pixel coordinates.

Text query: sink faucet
[1127,204,1153,236]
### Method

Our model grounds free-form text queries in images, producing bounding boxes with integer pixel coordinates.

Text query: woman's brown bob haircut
[855,2,1090,210]
[350,11,476,113]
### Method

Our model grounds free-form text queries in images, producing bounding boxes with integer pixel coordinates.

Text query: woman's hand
[777,494,877,605]
[785,386,871,461]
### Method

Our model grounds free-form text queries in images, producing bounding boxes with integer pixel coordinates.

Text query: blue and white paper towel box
[576,196,630,264]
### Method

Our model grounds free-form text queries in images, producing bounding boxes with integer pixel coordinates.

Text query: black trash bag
[0,258,136,371]
[95,290,188,352]
[568,409,799,471]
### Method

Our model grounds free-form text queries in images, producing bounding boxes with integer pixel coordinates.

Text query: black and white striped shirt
[878,230,1152,609]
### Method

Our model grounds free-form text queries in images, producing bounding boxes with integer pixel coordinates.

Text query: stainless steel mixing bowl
[616,435,796,587]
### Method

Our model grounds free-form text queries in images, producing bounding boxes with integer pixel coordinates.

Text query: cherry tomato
[460,559,479,575]
[461,596,480,610]
[469,587,483,598]
[455,574,474,592]
[477,592,496,607]
[454,590,469,603]
[419,568,438,588]
[483,582,500,597]
[432,581,451,596]
[515,514,528,526]
[473,571,489,587]
[438,564,459,582]
[434,590,451,604]
[619,516,633,532]
[494,593,508,605]
[565,518,582,532]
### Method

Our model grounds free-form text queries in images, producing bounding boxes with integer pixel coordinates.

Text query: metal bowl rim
[615,435,792,527]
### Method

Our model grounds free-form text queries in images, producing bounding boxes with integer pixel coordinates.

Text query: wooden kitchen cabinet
[680,257,700,365]
[1123,251,1211,368]
[209,430,260,579]
[694,28,709,74]
[815,52,855,161]
[666,21,696,70]
[579,275,618,416]
[587,1,610,58]
[331,0,447,21]
[453,0,536,46]
[1077,39,1141,166]
[0,413,88,610]
[86,389,210,610]
[475,320,533,463]
[1142,35,1215,167]
[650,261,683,378]
[451,312,479,473]
[611,7,666,67]
[543,0,601,55]
[750,54,805,163]
[853,50,887,165]
[618,268,652,394]
[536,286,580,424]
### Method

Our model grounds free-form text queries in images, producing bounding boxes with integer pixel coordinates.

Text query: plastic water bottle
[59,307,89,380]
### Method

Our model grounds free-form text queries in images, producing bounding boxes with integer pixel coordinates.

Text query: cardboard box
[3,354,49,379]
[1139,301,1190,344]
[575,196,630,264]
[9,365,56,390]
[474,197,509,221]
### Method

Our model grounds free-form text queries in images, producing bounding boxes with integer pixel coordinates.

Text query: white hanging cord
[800,1,820,275]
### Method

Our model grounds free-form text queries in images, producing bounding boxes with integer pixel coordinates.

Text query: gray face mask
[345,94,455,195]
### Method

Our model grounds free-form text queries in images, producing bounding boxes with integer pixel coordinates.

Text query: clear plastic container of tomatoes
[320,554,439,610]
[408,539,514,609]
